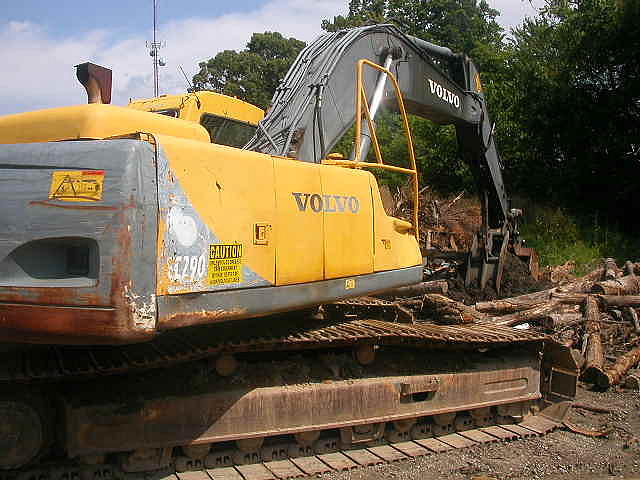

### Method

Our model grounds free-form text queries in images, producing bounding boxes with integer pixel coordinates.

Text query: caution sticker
[207,243,243,285]
[49,170,105,202]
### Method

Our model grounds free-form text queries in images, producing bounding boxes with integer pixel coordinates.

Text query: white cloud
[0,0,345,115]
[491,0,545,33]
[0,0,543,116]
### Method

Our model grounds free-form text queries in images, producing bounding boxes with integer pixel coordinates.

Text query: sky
[0,0,544,116]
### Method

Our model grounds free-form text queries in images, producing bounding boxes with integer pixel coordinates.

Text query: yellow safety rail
[323,59,419,238]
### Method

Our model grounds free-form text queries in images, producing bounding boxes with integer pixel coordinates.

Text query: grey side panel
[245,24,479,163]
[156,145,270,294]
[0,140,158,342]
[157,265,422,329]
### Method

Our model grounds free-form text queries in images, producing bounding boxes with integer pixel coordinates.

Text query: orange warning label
[49,170,105,202]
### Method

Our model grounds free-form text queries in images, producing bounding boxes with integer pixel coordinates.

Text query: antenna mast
[147,0,165,97]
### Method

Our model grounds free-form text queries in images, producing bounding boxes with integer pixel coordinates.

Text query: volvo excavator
[0,25,575,478]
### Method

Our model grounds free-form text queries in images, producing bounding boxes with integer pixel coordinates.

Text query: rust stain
[0,303,152,345]
[28,200,119,211]
[0,201,147,344]
[0,287,103,307]
[160,307,248,329]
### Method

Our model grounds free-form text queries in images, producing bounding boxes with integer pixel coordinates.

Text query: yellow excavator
[0,25,575,476]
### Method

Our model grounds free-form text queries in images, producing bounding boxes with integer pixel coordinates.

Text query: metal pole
[351,53,393,161]
[153,0,159,97]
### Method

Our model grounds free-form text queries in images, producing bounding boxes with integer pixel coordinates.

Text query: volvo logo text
[427,78,461,109]
[292,193,360,213]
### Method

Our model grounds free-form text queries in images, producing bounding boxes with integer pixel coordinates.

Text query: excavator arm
[246,24,530,291]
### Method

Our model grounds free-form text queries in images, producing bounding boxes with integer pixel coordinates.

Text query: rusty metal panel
[390,441,430,458]
[519,415,559,434]
[500,424,537,438]
[176,472,210,480]
[64,350,541,457]
[480,426,518,440]
[342,449,384,466]
[0,139,158,344]
[457,429,497,444]
[234,464,275,480]
[366,445,407,462]
[157,266,422,330]
[316,452,358,471]
[289,457,332,476]
[437,433,477,449]
[413,438,453,453]
[263,460,305,479]
[207,468,243,480]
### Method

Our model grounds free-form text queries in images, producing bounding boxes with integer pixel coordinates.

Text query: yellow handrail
[332,58,419,238]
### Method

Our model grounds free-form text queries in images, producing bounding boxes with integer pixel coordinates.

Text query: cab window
[200,114,257,148]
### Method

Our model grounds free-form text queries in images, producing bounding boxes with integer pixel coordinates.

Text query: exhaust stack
[76,62,112,104]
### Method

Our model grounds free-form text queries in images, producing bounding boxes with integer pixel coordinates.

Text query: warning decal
[207,243,243,285]
[49,170,105,202]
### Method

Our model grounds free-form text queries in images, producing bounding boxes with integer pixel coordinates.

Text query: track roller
[454,413,475,431]
[470,407,495,427]
[432,413,456,435]
[410,419,434,440]
[354,344,376,365]
[212,354,238,377]
[0,391,51,470]
[233,438,263,465]
[385,419,416,443]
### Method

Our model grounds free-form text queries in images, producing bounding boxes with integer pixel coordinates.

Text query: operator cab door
[272,158,374,285]
[320,166,374,279]
[273,158,324,285]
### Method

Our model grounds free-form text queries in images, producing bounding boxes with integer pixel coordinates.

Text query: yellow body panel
[320,166,374,279]
[128,91,264,126]
[155,135,421,295]
[370,175,423,271]
[273,159,324,284]
[0,104,210,145]
[156,135,276,293]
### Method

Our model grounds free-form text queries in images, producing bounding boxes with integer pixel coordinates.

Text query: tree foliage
[502,0,640,227]
[192,32,305,109]
[323,1,506,195]
[190,1,639,233]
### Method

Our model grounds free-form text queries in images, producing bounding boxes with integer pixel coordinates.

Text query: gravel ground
[322,386,640,480]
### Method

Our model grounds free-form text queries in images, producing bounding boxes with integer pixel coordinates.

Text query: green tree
[192,32,306,109]
[323,1,507,195]
[502,0,640,228]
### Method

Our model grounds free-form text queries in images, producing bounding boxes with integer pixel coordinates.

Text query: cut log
[623,307,640,333]
[582,296,606,384]
[375,280,448,299]
[420,294,486,324]
[489,301,561,327]
[603,258,619,280]
[473,267,605,315]
[545,312,584,330]
[475,298,546,315]
[394,298,423,309]
[596,346,640,389]
[551,292,589,304]
[552,293,640,308]
[591,275,640,295]
[624,260,636,276]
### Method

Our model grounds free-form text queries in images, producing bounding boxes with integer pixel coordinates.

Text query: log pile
[476,259,640,389]
[377,258,640,391]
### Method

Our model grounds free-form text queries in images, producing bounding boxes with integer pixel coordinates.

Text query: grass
[519,204,639,275]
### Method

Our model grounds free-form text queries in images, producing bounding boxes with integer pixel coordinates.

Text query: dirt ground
[324,386,640,480]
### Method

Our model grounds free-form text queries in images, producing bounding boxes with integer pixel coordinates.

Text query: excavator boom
[247,24,527,291]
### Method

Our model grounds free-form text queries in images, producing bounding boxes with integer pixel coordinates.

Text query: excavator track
[0,317,546,383]
[0,314,578,478]
[2,412,561,480]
